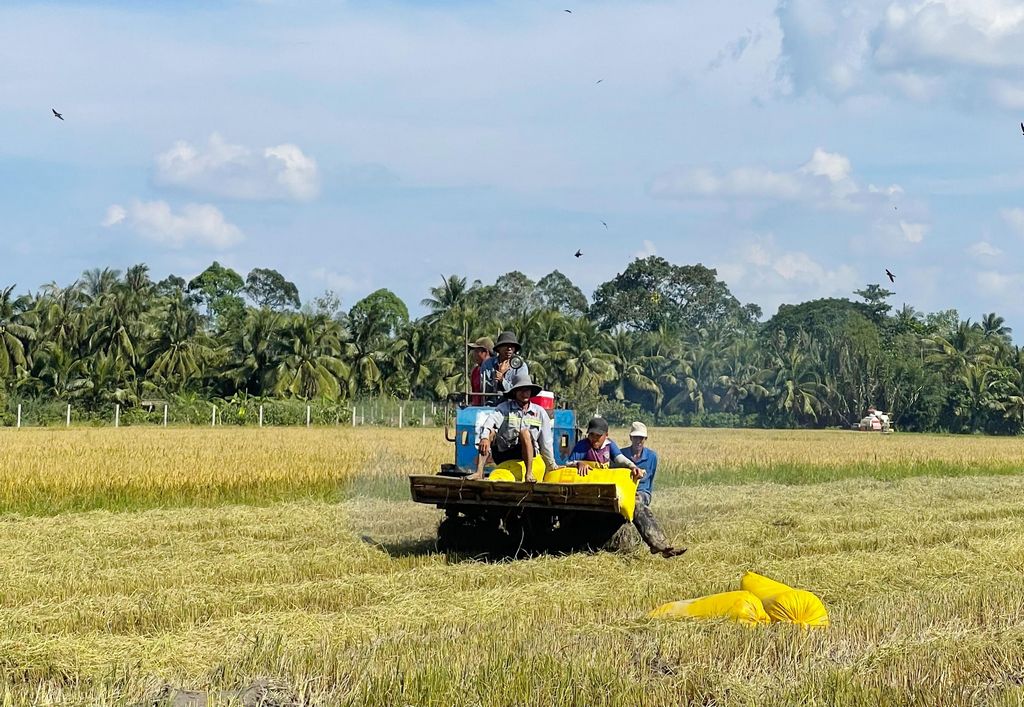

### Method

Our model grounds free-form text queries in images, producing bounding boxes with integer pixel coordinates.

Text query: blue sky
[4,0,1024,328]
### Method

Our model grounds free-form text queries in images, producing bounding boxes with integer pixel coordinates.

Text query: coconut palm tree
[391,321,459,400]
[764,331,827,425]
[420,274,472,324]
[269,314,349,400]
[548,319,615,396]
[0,285,36,379]
[147,293,215,393]
[606,329,663,410]
[981,312,1012,343]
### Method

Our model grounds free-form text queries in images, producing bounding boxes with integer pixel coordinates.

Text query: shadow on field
[359,526,640,563]
[359,533,568,563]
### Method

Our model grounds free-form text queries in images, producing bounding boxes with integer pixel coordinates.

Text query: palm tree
[764,332,827,425]
[31,342,91,400]
[147,293,215,392]
[391,321,458,400]
[923,323,993,380]
[269,314,349,400]
[714,338,769,414]
[420,275,471,324]
[78,267,122,301]
[0,285,36,379]
[82,351,136,406]
[224,308,286,395]
[981,312,1012,342]
[607,330,662,409]
[548,319,616,395]
[36,282,85,354]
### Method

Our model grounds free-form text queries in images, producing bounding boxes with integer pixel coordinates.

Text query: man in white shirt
[471,372,557,482]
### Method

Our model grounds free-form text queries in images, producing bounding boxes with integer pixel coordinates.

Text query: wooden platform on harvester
[408,475,623,514]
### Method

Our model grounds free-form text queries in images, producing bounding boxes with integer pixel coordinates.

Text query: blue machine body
[453,405,578,471]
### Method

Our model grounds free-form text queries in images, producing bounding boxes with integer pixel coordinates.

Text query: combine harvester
[409,390,640,555]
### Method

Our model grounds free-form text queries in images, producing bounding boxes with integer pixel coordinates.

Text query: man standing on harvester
[470,372,558,482]
[480,331,529,395]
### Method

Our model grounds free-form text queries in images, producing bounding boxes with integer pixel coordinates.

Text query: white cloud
[898,220,928,243]
[103,200,243,249]
[101,204,126,227]
[633,240,657,259]
[717,235,860,309]
[976,270,1023,295]
[801,147,851,183]
[650,148,898,209]
[311,267,368,294]
[155,133,320,201]
[968,241,1002,258]
[1001,207,1024,236]
[778,0,1024,107]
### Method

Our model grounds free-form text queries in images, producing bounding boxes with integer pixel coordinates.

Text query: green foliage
[2,258,1023,435]
[591,256,755,334]
[762,297,875,341]
[245,268,301,310]
[536,270,588,316]
[188,261,245,329]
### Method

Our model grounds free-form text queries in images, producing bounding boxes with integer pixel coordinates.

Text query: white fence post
[422,407,426,426]
[16,404,21,429]
[259,405,264,428]
[66,404,71,427]
[398,404,403,429]
[115,404,120,428]
[306,405,311,428]
[352,407,356,426]
[211,406,216,427]
[163,404,168,427]
[360,406,365,425]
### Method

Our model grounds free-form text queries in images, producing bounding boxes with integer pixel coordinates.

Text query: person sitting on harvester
[567,417,685,558]
[565,416,642,476]
[480,331,529,397]
[620,421,686,559]
[470,372,558,482]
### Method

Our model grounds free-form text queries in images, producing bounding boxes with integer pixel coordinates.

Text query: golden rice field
[1,426,1023,706]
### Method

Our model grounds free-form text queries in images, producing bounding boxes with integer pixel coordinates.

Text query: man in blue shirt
[480,331,530,397]
[621,421,685,558]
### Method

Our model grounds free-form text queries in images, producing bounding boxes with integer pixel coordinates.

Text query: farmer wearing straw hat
[471,371,558,482]
[467,336,493,406]
[621,421,686,558]
[480,331,530,396]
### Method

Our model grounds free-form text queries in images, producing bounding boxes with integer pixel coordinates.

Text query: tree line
[1,256,1020,433]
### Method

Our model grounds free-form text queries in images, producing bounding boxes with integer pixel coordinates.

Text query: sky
[3,0,1024,328]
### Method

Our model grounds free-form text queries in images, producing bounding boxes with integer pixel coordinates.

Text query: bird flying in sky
[575,249,583,258]
[600,221,607,229]
[885,269,895,283]
[565,9,572,13]
[1020,122,1023,135]
[52,108,63,121]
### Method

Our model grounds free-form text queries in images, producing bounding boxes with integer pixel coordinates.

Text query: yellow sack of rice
[649,590,770,626]
[740,571,829,628]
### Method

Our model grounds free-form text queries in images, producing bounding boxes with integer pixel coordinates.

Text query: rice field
[1,427,1023,705]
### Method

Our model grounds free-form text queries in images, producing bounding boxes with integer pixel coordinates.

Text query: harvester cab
[443,403,578,475]
[409,393,642,555]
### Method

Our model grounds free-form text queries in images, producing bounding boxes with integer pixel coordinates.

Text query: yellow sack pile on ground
[650,572,829,629]
[741,571,829,628]
[649,591,770,626]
